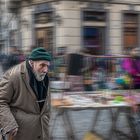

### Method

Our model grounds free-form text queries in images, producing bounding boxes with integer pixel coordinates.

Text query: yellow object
[123,74,132,85]
[83,132,103,140]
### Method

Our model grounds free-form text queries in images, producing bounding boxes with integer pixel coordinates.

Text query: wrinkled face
[30,60,50,81]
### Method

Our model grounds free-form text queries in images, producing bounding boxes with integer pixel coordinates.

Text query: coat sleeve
[0,72,18,135]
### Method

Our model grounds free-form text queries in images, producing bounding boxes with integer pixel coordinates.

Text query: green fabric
[29,47,51,61]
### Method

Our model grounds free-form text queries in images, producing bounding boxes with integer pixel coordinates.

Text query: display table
[50,81,71,90]
[50,90,140,140]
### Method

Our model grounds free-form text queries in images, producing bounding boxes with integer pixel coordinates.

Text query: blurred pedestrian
[8,46,19,67]
[0,53,8,72]
[121,47,140,89]
[91,67,107,90]
[0,47,52,140]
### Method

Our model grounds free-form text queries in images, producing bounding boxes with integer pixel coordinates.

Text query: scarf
[26,60,49,110]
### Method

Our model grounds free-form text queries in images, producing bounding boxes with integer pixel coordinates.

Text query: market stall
[50,54,140,140]
[50,90,140,140]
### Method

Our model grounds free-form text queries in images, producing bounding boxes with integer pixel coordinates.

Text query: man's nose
[43,67,48,73]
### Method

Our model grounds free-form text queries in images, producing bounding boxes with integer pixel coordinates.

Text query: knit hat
[29,47,51,61]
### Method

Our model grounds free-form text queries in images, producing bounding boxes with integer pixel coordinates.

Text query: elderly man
[0,47,51,140]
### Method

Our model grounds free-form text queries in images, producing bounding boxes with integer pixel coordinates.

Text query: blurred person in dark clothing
[6,46,20,69]
[0,47,51,140]
[17,49,26,63]
[3,47,25,72]
[0,53,8,72]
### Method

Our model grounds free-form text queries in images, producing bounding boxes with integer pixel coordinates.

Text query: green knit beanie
[29,47,51,61]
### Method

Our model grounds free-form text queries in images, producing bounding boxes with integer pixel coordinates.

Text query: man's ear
[29,60,34,67]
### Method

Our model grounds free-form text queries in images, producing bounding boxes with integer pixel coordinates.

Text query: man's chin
[36,77,45,81]
[34,72,46,81]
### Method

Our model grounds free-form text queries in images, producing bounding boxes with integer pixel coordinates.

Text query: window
[123,13,139,50]
[83,11,106,21]
[84,27,101,48]
[83,11,106,55]
[34,10,53,53]
[35,11,53,24]
[35,27,53,52]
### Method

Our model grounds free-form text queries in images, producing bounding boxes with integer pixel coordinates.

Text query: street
[50,109,131,140]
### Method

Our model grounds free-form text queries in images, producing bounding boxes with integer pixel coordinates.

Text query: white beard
[34,71,46,81]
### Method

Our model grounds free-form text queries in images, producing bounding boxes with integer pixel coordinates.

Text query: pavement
[50,109,132,140]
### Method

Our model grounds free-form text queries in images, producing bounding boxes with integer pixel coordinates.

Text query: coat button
[37,136,41,139]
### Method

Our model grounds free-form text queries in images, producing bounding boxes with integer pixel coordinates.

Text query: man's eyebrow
[41,63,50,66]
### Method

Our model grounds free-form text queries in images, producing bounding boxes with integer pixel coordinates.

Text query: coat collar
[20,61,50,114]
[21,61,40,112]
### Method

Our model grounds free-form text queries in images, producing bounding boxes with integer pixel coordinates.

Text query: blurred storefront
[7,0,140,55]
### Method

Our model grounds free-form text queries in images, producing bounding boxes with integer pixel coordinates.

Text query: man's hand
[9,128,18,136]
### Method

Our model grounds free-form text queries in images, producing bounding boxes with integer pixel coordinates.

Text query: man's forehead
[36,60,50,65]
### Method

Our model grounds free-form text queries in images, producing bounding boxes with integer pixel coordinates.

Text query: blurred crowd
[0,46,140,91]
[52,47,140,91]
[0,46,26,72]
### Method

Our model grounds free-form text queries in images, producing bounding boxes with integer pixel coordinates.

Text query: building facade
[8,0,140,55]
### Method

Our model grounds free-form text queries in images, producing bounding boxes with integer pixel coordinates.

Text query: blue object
[115,78,125,85]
